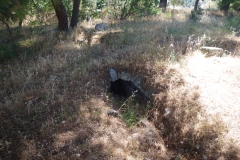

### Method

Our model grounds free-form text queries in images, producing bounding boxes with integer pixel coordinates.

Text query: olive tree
[159,0,167,12]
[70,0,81,28]
[51,0,69,31]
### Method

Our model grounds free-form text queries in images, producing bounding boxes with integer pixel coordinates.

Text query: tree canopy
[0,0,30,22]
[218,0,240,13]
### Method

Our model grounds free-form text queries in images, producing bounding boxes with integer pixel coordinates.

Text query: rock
[118,72,132,81]
[95,23,106,31]
[118,72,142,88]
[132,76,141,88]
[108,68,148,101]
[200,46,224,57]
[107,110,119,117]
[109,68,118,82]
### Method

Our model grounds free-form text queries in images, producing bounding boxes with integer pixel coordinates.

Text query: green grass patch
[121,107,139,127]
[119,100,153,127]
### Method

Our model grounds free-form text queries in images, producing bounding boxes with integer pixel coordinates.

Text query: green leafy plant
[227,16,240,30]
[170,0,184,6]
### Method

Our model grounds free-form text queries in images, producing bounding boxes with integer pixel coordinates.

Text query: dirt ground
[180,51,240,149]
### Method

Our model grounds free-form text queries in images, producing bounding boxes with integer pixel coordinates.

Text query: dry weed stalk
[117,90,138,112]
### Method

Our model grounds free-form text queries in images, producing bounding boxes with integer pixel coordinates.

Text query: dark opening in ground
[108,68,147,101]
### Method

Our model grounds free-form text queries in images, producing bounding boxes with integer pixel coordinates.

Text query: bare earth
[180,51,240,147]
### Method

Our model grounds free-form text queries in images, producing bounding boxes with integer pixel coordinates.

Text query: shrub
[189,7,203,21]
[0,43,17,60]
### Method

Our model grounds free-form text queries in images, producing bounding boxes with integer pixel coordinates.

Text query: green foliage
[231,0,240,11]
[121,107,138,127]
[0,0,30,22]
[62,0,73,17]
[217,0,240,11]
[225,16,240,36]
[170,0,184,6]
[217,0,233,8]
[121,0,159,19]
[96,0,106,10]
[51,0,160,20]
[30,0,53,14]
[189,7,203,21]
[120,101,153,127]
[79,0,97,19]
[227,16,240,29]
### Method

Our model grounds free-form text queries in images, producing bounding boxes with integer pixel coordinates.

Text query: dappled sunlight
[20,140,38,160]
[74,97,170,159]
[180,50,240,149]
[54,131,78,148]
[91,30,124,46]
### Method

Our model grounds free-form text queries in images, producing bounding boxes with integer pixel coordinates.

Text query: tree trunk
[220,0,230,16]
[1,20,17,54]
[70,0,81,28]
[194,0,199,11]
[18,20,23,28]
[159,0,167,13]
[1,20,13,39]
[51,0,68,31]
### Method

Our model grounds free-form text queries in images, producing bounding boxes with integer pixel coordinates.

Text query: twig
[117,90,137,112]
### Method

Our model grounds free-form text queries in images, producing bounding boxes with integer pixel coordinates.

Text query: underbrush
[0,24,57,62]
[0,10,239,159]
[0,43,16,59]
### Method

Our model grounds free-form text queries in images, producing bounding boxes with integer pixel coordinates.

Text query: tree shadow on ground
[0,24,60,62]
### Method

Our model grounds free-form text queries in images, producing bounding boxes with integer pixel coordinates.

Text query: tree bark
[51,0,68,31]
[159,0,167,13]
[1,19,17,54]
[220,0,230,16]
[194,0,199,11]
[70,0,80,28]
[18,20,23,28]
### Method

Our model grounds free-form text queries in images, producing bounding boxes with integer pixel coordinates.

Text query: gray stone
[109,68,118,82]
[107,110,119,117]
[200,46,224,57]
[95,23,106,31]
[132,76,141,88]
[118,72,132,81]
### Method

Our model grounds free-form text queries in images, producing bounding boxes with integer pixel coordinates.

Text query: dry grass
[0,10,240,159]
[179,51,240,158]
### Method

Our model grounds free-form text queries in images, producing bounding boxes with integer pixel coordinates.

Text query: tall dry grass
[0,10,239,159]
